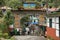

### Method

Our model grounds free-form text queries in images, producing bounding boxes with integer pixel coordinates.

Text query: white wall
[56,30,59,37]
[47,17,59,37]
[55,17,59,37]
[46,18,49,27]
[56,24,59,30]
[55,17,59,23]
[52,18,55,28]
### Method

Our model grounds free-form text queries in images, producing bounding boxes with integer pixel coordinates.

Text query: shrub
[0,32,2,38]
[3,33,9,39]
[0,30,2,38]
[10,37,15,40]
[48,36,54,40]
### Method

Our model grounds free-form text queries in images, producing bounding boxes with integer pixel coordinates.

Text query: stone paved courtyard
[14,36,46,40]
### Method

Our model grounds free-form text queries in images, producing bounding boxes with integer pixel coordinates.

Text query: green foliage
[48,3,54,7]
[48,36,54,40]
[46,0,60,8]
[0,10,3,18]
[10,37,15,40]
[20,15,30,27]
[0,10,14,38]
[0,0,60,9]
[0,0,22,9]
[4,11,14,25]
[0,30,3,38]
[7,0,22,9]
[0,33,2,37]
[53,0,60,8]
[3,33,9,39]
[0,23,7,32]
[0,0,5,6]
[36,0,60,8]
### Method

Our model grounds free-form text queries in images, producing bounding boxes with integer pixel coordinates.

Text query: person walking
[22,27,26,35]
[30,25,35,35]
[25,27,30,35]
[16,28,20,35]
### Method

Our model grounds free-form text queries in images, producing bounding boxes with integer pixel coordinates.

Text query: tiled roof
[47,8,59,12]
[47,11,60,17]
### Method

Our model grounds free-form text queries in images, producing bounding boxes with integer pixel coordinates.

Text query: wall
[12,10,46,28]
[13,12,20,28]
[46,17,60,40]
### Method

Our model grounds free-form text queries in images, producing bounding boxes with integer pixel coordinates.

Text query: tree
[20,15,30,27]
[53,0,60,8]
[0,10,3,18]
[4,11,14,25]
[7,0,22,9]
[0,10,14,33]
[0,0,5,6]
[45,0,60,8]
[0,0,22,9]
[0,0,10,6]
[3,11,14,34]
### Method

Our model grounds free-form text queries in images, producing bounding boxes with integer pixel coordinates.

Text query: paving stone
[14,36,46,40]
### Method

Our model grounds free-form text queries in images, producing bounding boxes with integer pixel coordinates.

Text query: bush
[3,33,9,39]
[0,30,2,38]
[48,36,54,40]
[0,32,2,38]
[10,37,15,40]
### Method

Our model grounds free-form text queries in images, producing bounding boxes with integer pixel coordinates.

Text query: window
[49,19,52,28]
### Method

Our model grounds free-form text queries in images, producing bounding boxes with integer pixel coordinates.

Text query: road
[14,35,47,40]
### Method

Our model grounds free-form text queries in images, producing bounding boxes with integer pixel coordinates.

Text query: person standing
[16,28,20,35]
[30,25,35,35]
[25,27,30,35]
[22,27,26,35]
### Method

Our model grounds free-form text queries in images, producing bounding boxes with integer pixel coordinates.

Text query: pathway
[14,35,46,40]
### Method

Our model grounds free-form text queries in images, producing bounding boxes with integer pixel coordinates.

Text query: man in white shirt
[25,27,30,35]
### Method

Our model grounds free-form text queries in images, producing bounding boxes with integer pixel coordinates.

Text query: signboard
[23,3,36,9]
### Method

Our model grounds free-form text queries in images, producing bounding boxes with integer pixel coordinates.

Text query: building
[12,9,46,28]
[46,10,60,40]
[9,0,46,28]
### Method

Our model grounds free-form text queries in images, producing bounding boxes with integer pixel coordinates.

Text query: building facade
[46,12,60,40]
[12,10,46,28]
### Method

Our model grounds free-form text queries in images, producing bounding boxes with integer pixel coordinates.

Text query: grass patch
[47,36,54,40]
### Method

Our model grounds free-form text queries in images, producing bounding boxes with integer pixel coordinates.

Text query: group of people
[20,24,40,36]
[9,24,46,36]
